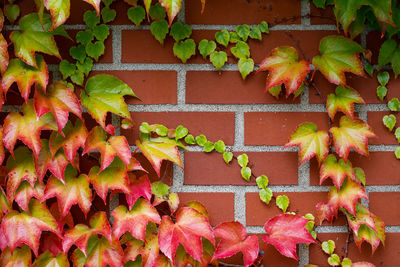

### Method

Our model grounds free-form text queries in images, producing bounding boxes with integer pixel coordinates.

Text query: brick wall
[12,0,400,266]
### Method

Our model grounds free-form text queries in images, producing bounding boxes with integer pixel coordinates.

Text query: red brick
[177,193,234,226]
[310,72,400,104]
[244,112,330,146]
[370,192,400,226]
[184,152,298,186]
[246,192,346,226]
[310,4,336,25]
[186,71,300,104]
[91,70,177,105]
[309,233,400,266]
[185,0,301,25]
[368,111,399,145]
[122,112,235,145]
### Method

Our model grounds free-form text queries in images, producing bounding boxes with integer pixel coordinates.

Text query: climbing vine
[0,0,397,266]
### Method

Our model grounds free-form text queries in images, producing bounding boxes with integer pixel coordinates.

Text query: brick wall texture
[11,0,400,266]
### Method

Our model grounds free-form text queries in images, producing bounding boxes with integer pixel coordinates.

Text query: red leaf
[0,246,32,267]
[83,126,131,172]
[212,222,259,267]
[262,214,316,260]
[158,207,215,263]
[14,181,44,212]
[126,174,152,210]
[34,82,82,131]
[123,233,160,267]
[85,236,124,267]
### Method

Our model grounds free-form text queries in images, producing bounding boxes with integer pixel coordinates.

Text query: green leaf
[236,24,250,41]
[377,71,390,86]
[388,98,400,111]
[321,240,335,254]
[395,147,400,159]
[93,24,110,42]
[198,39,216,59]
[139,122,151,133]
[341,258,352,267]
[5,4,20,24]
[229,31,241,43]
[395,127,400,142]
[249,26,262,40]
[313,0,326,8]
[231,41,250,59]
[59,60,76,79]
[71,69,84,85]
[195,134,207,146]
[170,22,192,42]
[377,85,387,101]
[364,63,374,76]
[392,47,400,78]
[256,175,269,189]
[155,125,168,136]
[184,134,195,144]
[76,57,93,76]
[378,39,397,68]
[81,74,137,132]
[238,58,254,79]
[149,3,166,21]
[86,41,105,61]
[175,125,188,140]
[173,39,196,63]
[76,30,94,45]
[203,141,214,152]
[353,167,366,186]
[83,10,100,28]
[259,188,273,204]
[101,6,116,23]
[328,254,340,266]
[223,151,233,164]
[383,114,396,131]
[259,21,269,33]
[19,13,69,38]
[268,85,282,99]
[150,20,169,44]
[276,195,289,212]
[241,167,251,181]
[214,140,226,153]
[237,153,248,167]
[215,30,230,47]
[128,6,146,27]
[70,45,86,63]
[210,51,228,70]
[102,0,114,7]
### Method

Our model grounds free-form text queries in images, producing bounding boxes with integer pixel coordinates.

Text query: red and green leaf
[84,236,124,267]
[284,122,330,165]
[330,116,376,161]
[0,246,32,267]
[159,0,182,26]
[0,33,9,75]
[320,154,355,190]
[33,251,69,267]
[123,233,160,267]
[257,46,310,96]
[14,181,44,212]
[83,0,101,15]
[44,0,70,30]
[151,181,180,213]
[126,174,152,209]
[353,214,385,254]
[326,86,365,120]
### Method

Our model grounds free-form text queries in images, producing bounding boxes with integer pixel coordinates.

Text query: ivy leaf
[2,55,48,103]
[88,158,130,203]
[0,187,10,221]
[81,74,137,134]
[14,181,44,212]
[4,4,20,24]
[19,13,70,38]
[173,39,196,63]
[383,114,396,131]
[392,47,400,78]
[44,0,70,30]
[321,240,335,254]
[84,236,124,267]
[276,195,290,212]
[198,39,216,59]
[231,41,250,59]
[328,254,341,266]
[62,211,112,256]
[112,198,161,241]
[170,21,192,41]
[328,178,368,216]
[49,119,88,163]
[249,26,262,40]
[378,39,397,68]
[128,6,146,27]
[123,233,160,267]
[70,45,86,63]
[151,20,169,44]
[316,201,336,223]
[159,0,182,26]
[151,181,179,213]
[214,140,226,153]
[320,154,355,190]
[210,51,227,70]
[223,151,233,164]
[34,82,82,131]
[236,24,250,41]
[259,21,269,33]
[85,41,105,61]
[1,199,60,256]
[136,138,183,177]
[59,59,76,79]
[212,222,259,267]
[330,116,376,160]
[259,188,273,204]
[388,98,400,111]
[237,153,248,167]
[149,3,166,21]
[76,57,93,76]
[10,29,61,67]
[158,207,214,263]
[344,203,377,236]
[83,0,101,15]
[0,246,31,267]
[33,251,69,267]
[238,58,254,80]
[43,166,92,218]
[83,126,131,171]
[262,214,316,260]
[0,34,9,75]
[241,167,251,181]
[326,86,365,120]
[215,30,230,47]
[126,174,152,210]
[93,24,110,42]
[175,125,188,140]
[312,36,365,86]
[257,46,310,96]
[376,85,387,101]
[101,6,116,23]
[284,122,330,165]
[3,101,57,159]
